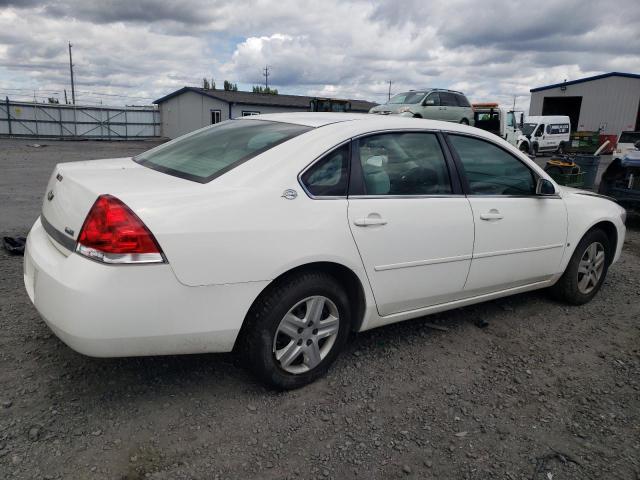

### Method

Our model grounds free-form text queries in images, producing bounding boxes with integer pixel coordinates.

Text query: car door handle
[354,217,387,227]
[479,210,504,221]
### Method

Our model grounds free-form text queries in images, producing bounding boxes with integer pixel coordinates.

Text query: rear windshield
[135,120,312,183]
[619,131,640,143]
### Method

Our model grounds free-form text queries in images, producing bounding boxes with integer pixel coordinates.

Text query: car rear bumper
[24,217,268,357]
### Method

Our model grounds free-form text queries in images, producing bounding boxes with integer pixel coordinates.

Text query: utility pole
[263,65,270,90]
[388,81,392,101]
[68,41,76,105]
[64,89,68,104]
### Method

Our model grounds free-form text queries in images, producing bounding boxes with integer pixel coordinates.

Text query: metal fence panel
[0,98,160,139]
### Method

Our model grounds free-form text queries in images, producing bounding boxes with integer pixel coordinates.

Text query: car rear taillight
[76,194,165,264]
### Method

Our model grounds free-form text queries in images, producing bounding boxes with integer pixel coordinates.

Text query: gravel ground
[0,139,638,480]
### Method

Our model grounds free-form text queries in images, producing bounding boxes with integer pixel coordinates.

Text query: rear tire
[240,271,351,390]
[519,142,530,154]
[550,229,611,305]
[460,118,469,125]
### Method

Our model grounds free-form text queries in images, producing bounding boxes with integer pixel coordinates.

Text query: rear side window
[448,135,535,195]
[546,124,570,134]
[357,132,452,195]
[439,92,458,106]
[300,144,350,197]
[135,120,311,183]
[455,94,471,107]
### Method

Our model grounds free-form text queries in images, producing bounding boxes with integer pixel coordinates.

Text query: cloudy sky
[1,0,639,110]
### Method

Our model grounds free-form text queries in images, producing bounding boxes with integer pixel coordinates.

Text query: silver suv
[369,89,473,124]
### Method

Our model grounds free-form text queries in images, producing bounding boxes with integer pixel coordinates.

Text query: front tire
[550,229,610,305]
[240,271,351,390]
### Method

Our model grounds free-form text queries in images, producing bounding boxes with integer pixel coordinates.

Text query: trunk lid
[41,157,192,252]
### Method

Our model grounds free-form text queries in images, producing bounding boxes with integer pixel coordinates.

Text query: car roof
[239,112,473,131]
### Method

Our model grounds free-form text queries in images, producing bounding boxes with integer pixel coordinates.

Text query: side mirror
[536,178,556,196]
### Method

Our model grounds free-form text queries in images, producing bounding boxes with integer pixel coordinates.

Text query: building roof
[530,72,640,93]
[153,86,377,112]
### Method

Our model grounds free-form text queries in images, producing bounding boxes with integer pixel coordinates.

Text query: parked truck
[472,103,524,147]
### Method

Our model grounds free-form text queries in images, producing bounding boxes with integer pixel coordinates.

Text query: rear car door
[347,131,474,316]
[446,134,567,294]
[438,92,460,122]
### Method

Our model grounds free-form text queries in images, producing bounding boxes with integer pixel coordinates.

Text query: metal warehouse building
[154,87,376,138]
[529,72,640,139]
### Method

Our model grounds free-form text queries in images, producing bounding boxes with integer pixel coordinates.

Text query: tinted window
[455,94,471,107]
[449,135,535,195]
[619,131,640,143]
[439,92,458,107]
[135,120,311,183]
[357,133,452,195]
[300,144,349,197]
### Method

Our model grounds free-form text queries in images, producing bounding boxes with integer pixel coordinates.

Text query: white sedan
[24,113,626,389]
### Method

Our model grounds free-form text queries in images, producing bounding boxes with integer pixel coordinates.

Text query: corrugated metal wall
[0,99,160,139]
[158,91,308,139]
[529,76,640,135]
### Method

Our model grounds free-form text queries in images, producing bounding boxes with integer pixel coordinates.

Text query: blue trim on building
[530,72,640,93]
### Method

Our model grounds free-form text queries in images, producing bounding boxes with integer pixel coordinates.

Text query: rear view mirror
[536,178,556,196]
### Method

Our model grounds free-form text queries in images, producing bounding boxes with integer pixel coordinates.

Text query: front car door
[445,134,568,294]
[419,92,441,120]
[347,131,474,316]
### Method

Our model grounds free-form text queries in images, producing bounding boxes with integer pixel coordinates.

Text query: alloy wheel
[577,242,605,294]
[273,296,340,374]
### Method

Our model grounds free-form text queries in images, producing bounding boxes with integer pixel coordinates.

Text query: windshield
[135,120,312,183]
[387,91,426,104]
[521,123,538,136]
[619,131,640,144]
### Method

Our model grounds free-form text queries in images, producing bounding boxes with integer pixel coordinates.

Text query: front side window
[521,123,538,136]
[387,91,426,104]
[357,132,452,195]
[448,134,535,195]
[300,144,349,197]
[135,120,311,183]
[424,92,440,106]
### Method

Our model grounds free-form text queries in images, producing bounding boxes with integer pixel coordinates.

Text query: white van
[472,103,524,147]
[517,115,571,156]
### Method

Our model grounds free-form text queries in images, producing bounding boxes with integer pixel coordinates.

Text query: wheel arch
[567,220,618,268]
[234,261,368,351]
[589,220,618,262]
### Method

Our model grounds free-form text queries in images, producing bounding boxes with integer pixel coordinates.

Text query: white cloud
[0,0,638,110]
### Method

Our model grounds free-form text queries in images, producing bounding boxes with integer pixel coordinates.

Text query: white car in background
[616,131,640,158]
[24,113,626,389]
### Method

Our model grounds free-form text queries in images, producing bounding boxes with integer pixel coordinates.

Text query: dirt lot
[0,139,638,480]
